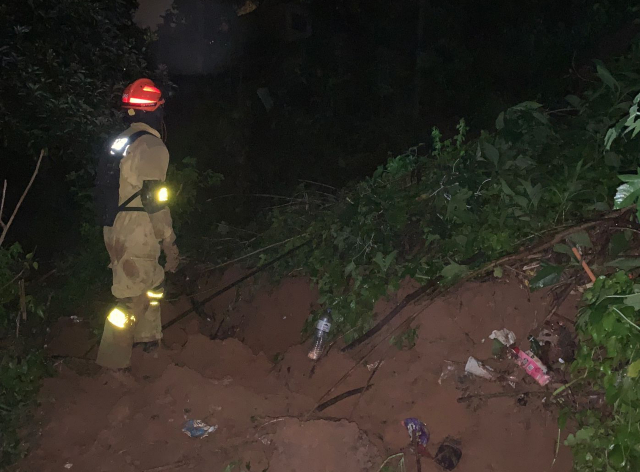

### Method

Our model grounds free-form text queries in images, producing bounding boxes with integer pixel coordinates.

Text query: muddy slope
[19,277,574,472]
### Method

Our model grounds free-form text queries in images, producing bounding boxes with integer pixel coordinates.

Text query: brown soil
[19,275,575,472]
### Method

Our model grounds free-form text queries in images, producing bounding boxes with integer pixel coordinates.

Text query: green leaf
[594,60,619,91]
[529,263,564,290]
[614,182,640,209]
[514,155,535,169]
[565,95,582,109]
[609,444,625,468]
[495,112,505,130]
[568,231,592,248]
[441,262,469,281]
[493,266,503,278]
[373,251,397,272]
[482,142,500,165]
[604,152,621,168]
[553,243,573,256]
[575,427,595,442]
[605,258,640,270]
[627,359,640,378]
[500,178,515,196]
[609,231,630,256]
[623,293,640,310]
[344,261,356,277]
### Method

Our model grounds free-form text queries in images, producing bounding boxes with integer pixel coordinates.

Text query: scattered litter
[182,419,218,439]
[512,347,551,386]
[528,335,542,356]
[308,312,332,360]
[559,358,565,364]
[69,316,81,323]
[537,329,559,346]
[489,328,516,347]
[402,418,430,453]
[438,361,456,385]
[517,394,528,407]
[366,360,384,372]
[434,437,462,470]
[465,356,496,381]
[64,464,73,470]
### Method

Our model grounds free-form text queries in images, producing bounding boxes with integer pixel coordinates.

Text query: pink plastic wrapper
[512,347,551,386]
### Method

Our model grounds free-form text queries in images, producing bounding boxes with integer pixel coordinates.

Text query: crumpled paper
[489,328,516,347]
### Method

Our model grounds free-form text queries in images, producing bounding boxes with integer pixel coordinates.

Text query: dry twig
[0,149,44,247]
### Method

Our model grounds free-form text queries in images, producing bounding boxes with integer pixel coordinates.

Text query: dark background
[2,0,638,254]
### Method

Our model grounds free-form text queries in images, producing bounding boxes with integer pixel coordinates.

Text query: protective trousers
[96,213,166,369]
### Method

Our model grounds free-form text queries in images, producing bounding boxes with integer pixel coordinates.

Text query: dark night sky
[135,0,172,29]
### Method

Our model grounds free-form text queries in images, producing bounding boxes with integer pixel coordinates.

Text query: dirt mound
[162,273,318,358]
[18,276,575,472]
[269,418,381,472]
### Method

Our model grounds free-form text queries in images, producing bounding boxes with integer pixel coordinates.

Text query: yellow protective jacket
[103,122,175,299]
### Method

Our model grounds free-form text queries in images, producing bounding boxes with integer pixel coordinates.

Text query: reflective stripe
[110,137,129,155]
[150,300,160,306]
[157,187,169,202]
[147,289,164,299]
[107,308,129,329]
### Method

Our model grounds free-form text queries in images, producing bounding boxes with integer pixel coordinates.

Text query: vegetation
[0,0,151,464]
[229,45,640,470]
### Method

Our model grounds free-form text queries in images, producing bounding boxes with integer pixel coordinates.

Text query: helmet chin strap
[161,119,167,143]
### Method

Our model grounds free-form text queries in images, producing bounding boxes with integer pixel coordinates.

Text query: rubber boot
[96,295,145,369]
[134,293,162,343]
[96,318,134,369]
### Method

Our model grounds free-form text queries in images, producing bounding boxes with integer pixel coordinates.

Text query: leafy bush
[250,49,640,342]
[566,272,640,470]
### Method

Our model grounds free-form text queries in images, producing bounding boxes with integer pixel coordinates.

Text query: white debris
[489,328,516,347]
[438,361,456,385]
[465,356,496,381]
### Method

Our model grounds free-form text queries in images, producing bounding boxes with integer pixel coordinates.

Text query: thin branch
[202,235,307,273]
[0,180,7,227]
[299,179,337,190]
[0,150,44,247]
[457,390,545,403]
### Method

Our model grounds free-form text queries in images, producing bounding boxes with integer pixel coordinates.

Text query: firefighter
[94,78,179,369]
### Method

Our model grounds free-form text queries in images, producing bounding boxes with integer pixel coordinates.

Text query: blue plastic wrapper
[403,418,430,447]
[182,419,218,439]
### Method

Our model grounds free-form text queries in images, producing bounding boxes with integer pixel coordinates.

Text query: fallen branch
[163,240,311,330]
[349,360,381,418]
[143,460,187,472]
[343,208,631,352]
[412,431,422,472]
[457,390,546,403]
[315,385,372,412]
[0,149,44,247]
[342,280,438,351]
[202,234,308,273]
[310,209,632,414]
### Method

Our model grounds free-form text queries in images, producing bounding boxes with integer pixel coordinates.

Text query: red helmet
[121,78,165,112]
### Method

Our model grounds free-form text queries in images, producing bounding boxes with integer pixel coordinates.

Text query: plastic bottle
[308,310,332,360]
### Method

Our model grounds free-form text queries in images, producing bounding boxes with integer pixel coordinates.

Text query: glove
[162,239,180,273]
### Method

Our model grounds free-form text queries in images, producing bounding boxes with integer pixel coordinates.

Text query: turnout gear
[121,78,165,112]
[96,116,178,369]
[95,130,154,226]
